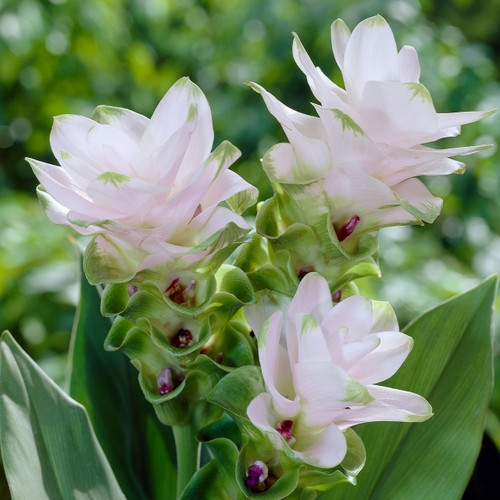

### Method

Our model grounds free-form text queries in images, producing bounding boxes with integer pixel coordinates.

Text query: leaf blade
[0,331,126,500]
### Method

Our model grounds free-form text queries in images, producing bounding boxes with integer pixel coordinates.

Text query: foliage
[0,0,499,497]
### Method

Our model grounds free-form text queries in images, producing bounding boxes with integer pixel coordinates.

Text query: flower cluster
[29,77,257,284]
[27,13,492,500]
[252,15,491,257]
[246,273,432,469]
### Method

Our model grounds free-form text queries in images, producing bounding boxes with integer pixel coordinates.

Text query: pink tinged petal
[185,206,250,245]
[321,165,404,230]
[375,143,490,186]
[343,15,400,102]
[321,295,373,344]
[392,177,443,224]
[289,272,334,323]
[200,146,257,213]
[293,313,331,364]
[86,173,166,218]
[27,158,118,220]
[370,300,399,332]
[258,312,300,416]
[313,105,387,165]
[249,83,332,178]
[247,82,328,141]
[36,186,97,235]
[331,18,351,73]
[348,331,413,385]
[437,109,496,131]
[201,170,258,208]
[149,113,208,190]
[293,361,371,427]
[248,84,331,179]
[323,165,414,232]
[329,336,380,372]
[58,152,100,189]
[359,81,438,148]
[336,385,433,430]
[50,114,97,165]
[142,77,214,165]
[292,33,347,107]
[380,156,466,186]
[294,423,347,468]
[398,45,421,82]
[85,123,147,177]
[91,105,149,141]
[146,170,214,228]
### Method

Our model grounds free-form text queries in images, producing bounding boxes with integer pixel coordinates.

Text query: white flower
[246,273,432,468]
[28,78,257,280]
[250,15,493,247]
[292,14,493,184]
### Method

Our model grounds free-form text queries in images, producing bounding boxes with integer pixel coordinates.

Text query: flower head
[292,14,492,183]
[29,77,257,282]
[250,15,493,252]
[247,273,432,468]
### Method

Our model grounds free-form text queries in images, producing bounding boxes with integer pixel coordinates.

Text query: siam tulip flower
[28,77,257,284]
[292,14,493,185]
[246,273,432,468]
[251,15,493,253]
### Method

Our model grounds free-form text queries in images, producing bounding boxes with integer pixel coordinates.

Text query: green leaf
[326,276,496,500]
[69,272,176,500]
[0,331,126,500]
[204,438,240,498]
[181,460,233,500]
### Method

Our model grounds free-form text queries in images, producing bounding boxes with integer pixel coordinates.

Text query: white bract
[28,77,257,278]
[251,15,492,245]
[246,273,432,468]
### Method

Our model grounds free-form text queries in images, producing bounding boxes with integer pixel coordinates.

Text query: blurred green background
[1,0,499,496]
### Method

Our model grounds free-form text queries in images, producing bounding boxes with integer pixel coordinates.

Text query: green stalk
[173,424,200,498]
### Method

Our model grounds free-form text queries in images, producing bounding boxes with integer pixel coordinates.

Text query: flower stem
[173,424,200,498]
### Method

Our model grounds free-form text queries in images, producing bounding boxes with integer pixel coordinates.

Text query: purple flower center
[171,328,193,348]
[157,368,173,395]
[332,289,342,303]
[245,461,268,489]
[165,278,196,305]
[336,215,360,242]
[276,419,294,441]
[128,285,139,296]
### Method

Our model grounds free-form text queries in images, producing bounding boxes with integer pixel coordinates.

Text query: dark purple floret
[277,419,294,441]
[336,215,360,242]
[157,368,173,395]
[245,461,268,489]
[171,328,193,348]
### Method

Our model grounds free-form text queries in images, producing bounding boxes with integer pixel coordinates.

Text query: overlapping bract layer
[246,273,432,468]
[29,77,257,282]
